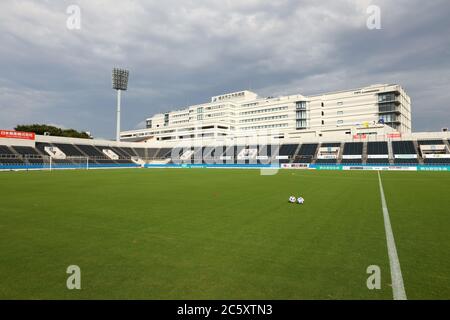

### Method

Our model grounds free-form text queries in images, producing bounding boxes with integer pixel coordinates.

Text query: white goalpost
[45,156,90,171]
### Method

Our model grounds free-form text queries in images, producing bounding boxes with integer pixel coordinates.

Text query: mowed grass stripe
[0,169,390,299]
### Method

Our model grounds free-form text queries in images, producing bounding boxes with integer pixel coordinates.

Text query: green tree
[15,124,92,139]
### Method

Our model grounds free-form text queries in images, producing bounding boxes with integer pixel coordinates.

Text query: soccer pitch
[0,169,449,299]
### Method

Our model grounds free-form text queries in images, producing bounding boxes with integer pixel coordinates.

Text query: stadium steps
[290,144,303,164]
[362,142,368,164]
[445,140,450,152]
[311,144,320,164]
[413,140,424,164]
[152,148,163,159]
[387,141,394,164]
[337,142,345,164]
[72,144,89,157]
[0,145,18,156]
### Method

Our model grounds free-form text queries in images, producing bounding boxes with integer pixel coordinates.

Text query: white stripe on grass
[377,171,407,300]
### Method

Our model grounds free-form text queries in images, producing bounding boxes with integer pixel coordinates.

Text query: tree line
[15,124,92,139]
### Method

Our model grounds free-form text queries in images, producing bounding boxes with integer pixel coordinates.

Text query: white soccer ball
[289,196,296,203]
[297,197,304,204]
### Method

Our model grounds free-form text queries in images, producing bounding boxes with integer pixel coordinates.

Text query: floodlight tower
[112,68,129,142]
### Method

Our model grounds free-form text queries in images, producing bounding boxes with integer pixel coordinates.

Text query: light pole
[112,68,129,142]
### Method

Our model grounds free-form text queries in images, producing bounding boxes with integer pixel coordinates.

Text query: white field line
[377,171,407,300]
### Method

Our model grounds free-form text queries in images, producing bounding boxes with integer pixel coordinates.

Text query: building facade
[120,84,411,144]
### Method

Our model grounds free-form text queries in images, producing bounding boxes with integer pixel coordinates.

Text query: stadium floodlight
[112,68,129,142]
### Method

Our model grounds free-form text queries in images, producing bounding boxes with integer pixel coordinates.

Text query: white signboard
[424,154,450,159]
[394,154,417,159]
[368,154,389,159]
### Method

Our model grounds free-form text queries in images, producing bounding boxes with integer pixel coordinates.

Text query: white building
[120,84,411,145]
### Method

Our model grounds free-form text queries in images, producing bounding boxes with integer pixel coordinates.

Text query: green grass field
[0,169,449,299]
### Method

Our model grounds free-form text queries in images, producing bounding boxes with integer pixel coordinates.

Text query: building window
[321,111,325,116]
[378,93,397,103]
[321,120,325,125]
[296,101,307,110]
[337,120,343,125]
[337,102,343,106]
[321,102,324,107]
[337,111,343,116]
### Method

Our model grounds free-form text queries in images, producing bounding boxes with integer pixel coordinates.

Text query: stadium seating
[424,158,450,165]
[133,148,146,158]
[392,141,418,164]
[53,143,86,157]
[75,144,104,157]
[109,147,131,158]
[366,158,390,164]
[367,141,389,155]
[277,144,298,163]
[2,137,450,169]
[315,159,337,164]
[157,148,172,158]
[343,142,363,155]
[0,158,25,164]
[11,146,40,156]
[341,159,363,164]
[366,142,389,165]
[294,143,318,163]
[417,140,444,145]
[279,144,299,156]
[120,147,138,157]
[321,142,341,147]
[340,142,363,165]
[392,141,417,154]
[0,145,16,155]
[394,158,418,164]
[35,142,53,155]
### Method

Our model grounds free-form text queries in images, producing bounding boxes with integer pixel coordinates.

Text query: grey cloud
[0,0,449,137]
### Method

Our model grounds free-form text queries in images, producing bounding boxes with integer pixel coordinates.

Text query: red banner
[386,133,401,139]
[353,134,367,139]
[0,130,35,140]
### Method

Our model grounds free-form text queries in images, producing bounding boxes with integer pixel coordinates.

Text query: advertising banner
[0,130,35,140]
[281,163,310,169]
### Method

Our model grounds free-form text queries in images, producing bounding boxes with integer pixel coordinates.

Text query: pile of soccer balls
[289,196,304,204]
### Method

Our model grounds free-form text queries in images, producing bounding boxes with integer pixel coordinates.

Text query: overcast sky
[0,0,449,138]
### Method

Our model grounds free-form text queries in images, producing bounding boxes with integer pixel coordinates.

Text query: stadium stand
[53,143,85,156]
[11,146,40,156]
[156,148,172,159]
[294,143,318,163]
[392,141,417,154]
[315,159,337,164]
[417,140,444,145]
[0,145,16,155]
[278,144,299,163]
[340,142,363,165]
[133,148,146,158]
[343,142,363,155]
[75,144,104,157]
[367,141,389,154]
[392,141,418,164]
[119,147,137,157]
[35,142,53,155]
[366,141,389,165]
[321,142,341,147]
